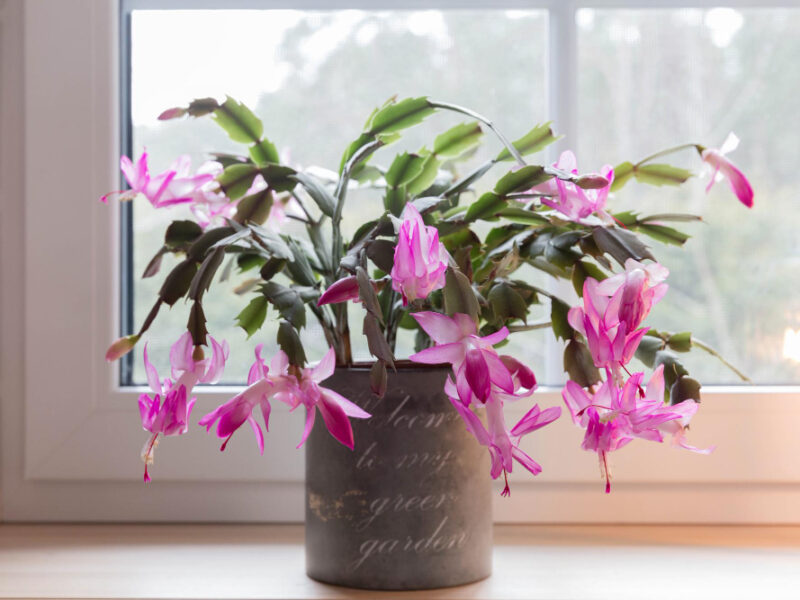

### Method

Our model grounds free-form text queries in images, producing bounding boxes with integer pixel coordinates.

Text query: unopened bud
[157,106,186,121]
[575,173,610,190]
[105,334,140,362]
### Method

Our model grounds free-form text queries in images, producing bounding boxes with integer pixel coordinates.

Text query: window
[9,0,800,523]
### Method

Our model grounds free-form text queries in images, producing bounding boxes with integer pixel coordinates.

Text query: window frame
[3,0,800,523]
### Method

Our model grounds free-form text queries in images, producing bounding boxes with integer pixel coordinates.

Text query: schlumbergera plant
[103,96,753,492]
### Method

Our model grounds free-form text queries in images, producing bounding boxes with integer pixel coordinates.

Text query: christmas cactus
[103,96,752,492]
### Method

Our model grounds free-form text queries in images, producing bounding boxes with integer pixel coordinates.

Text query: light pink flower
[137,333,228,482]
[701,133,754,208]
[595,260,668,332]
[390,204,448,305]
[100,152,214,208]
[532,150,615,222]
[188,161,238,229]
[409,312,515,404]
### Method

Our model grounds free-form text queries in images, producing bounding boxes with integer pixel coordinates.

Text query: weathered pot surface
[305,366,492,590]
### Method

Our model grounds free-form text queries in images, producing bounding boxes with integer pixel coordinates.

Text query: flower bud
[575,173,610,190]
[105,334,140,362]
[157,106,186,121]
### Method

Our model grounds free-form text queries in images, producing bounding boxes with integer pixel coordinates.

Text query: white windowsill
[1,524,798,599]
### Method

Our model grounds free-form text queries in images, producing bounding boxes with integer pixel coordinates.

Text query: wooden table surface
[0,524,798,599]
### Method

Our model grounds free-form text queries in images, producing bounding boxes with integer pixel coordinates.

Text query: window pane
[130,9,547,383]
[577,8,800,384]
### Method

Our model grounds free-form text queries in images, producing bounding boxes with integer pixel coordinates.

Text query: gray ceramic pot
[305,366,492,590]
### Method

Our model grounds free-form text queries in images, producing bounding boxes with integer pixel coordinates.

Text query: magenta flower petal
[409,342,464,365]
[317,276,360,306]
[318,393,355,450]
[464,348,491,402]
[297,406,316,449]
[511,446,542,476]
[410,311,465,344]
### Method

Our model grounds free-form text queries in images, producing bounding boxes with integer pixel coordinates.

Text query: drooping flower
[596,259,668,332]
[278,347,371,450]
[100,152,214,208]
[200,346,370,453]
[700,132,754,208]
[390,204,448,305]
[562,365,710,493]
[198,344,275,454]
[137,334,228,482]
[444,377,560,495]
[531,150,615,222]
[409,312,514,404]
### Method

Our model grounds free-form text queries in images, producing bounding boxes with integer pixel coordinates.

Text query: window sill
[1,524,798,599]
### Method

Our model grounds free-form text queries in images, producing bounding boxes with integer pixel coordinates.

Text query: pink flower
[595,259,668,332]
[278,347,371,450]
[137,333,228,482]
[390,204,448,305]
[562,366,711,493]
[198,344,275,454]
[409,312,515,404]
[100,152,214,208]
[200,346,370,453]
[188,161,238,229]
[532,151,614,222]
[701,133,754,208]
[444,377,560,495]
[568,279,649,374]
[105,334,140,361]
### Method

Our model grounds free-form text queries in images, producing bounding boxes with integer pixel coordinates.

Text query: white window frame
[3,0,800,522]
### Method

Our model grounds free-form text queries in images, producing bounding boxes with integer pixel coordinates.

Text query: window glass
[130,10,548,383]
[577,9,800,383]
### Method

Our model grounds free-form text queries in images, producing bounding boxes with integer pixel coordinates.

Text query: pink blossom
[532,151,615,222]
[137,333,228,482]
[567,279,649,374]
[277,347,371,450]
[390,204,448,305]
[188,161,238,229]
[562,366,710,493]
[409,312,514,404]
[200,346,370,453]
[701,133,754,208]
[595,260,668,332]
[444,377,560,495]
[198,344,275,454]
[100,152,214,208]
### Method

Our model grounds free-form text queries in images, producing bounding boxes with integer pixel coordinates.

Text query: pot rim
[335,360,451,372]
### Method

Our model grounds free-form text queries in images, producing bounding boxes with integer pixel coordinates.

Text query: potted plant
[103,96,752,590]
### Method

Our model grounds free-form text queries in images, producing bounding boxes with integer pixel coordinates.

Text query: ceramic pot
[305,366,492,590]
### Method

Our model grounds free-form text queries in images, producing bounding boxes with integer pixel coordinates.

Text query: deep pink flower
[568,279,649,374]
[532,150,614,222]
[137,333,228,482]
[409,312,514,404]
[100,152,214,208]
[595,259,668,332]
[277,347,371,450]
[200,346,370,453]
[562,366,711,493]
[198,344,275,454]
[701,133,754,208]
[390,204,448,305]
[445,377,560,495]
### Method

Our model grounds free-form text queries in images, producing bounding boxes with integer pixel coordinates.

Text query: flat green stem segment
[692,337,751,383]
